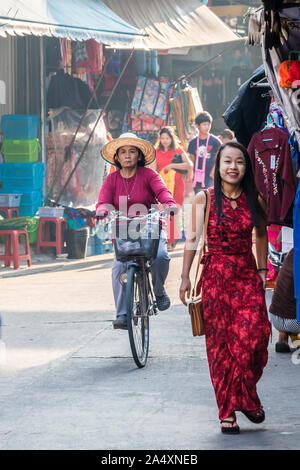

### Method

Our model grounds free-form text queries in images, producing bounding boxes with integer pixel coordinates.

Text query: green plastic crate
[2,139,40,163]
[0,216,39,244]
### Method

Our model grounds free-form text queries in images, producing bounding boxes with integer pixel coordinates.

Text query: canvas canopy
[102,0,242,50]
[0,0,144,46]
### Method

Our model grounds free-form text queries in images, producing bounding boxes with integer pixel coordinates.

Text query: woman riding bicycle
[96,132,177,330]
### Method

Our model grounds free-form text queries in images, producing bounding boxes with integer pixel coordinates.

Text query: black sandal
[241,407,265,424]
[220,418,240,434]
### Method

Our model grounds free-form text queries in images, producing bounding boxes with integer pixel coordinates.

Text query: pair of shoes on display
[113,315,128,330]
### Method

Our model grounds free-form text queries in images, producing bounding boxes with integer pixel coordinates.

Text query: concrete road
[0,246,299,450]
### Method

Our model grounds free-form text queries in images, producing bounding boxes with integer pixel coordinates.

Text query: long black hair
[155,126,180,151]
[214,141,267,227]
[113,147,146,169]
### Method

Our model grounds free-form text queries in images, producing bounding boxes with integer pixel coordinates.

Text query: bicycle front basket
[113,219,161,261]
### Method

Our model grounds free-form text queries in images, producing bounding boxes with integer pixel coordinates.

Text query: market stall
[247,1,300,314]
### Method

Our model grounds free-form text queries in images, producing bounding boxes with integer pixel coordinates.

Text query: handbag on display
[188,189,211,336]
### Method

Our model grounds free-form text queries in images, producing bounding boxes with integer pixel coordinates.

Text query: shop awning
[210,4,250,18]
[102,0,242,50]
[0,0,145,46]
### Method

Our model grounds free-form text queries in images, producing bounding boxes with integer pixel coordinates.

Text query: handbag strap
[192,189,211,297]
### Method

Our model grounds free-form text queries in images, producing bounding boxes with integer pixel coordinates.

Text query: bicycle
[112,211,162,368]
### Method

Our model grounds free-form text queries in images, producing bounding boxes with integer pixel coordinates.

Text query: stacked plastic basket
[0,115,44,216]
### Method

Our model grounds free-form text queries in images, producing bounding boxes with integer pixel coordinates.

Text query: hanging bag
[188,189,211,336]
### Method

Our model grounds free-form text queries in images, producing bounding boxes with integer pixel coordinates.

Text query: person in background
[155,127,193,250]
[269,249,300,352]
[187,111,221,194]
[96,133,177,330]
[218,128,235,144]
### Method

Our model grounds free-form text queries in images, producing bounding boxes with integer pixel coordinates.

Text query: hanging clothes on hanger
[260,101,289,133]
[248,126,296,226]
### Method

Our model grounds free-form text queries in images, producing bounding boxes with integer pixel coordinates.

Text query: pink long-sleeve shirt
[96,166,176,217]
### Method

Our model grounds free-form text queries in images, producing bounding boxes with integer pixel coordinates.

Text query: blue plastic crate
[19,190,44,216]
[1,115,39,140]
[0,162,45,191]
[0,189,44,216]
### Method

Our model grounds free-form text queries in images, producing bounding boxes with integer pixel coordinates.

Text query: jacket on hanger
[248,127,296,226]
[223,65,271,147]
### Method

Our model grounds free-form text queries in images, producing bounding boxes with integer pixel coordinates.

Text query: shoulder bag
[188,189,211,336]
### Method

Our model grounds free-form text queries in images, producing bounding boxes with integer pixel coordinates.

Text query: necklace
[222,190,243,210]
[121,172,137,200]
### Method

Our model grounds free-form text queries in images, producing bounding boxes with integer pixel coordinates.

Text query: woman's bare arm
[255,196,268,288]
[179,191,206,305]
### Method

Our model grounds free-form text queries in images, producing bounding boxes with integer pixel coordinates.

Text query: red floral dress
[197,188,271,421]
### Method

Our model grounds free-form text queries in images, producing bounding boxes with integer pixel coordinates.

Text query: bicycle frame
[126,257,157,317]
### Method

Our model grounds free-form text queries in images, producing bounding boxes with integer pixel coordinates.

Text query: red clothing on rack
[248,127,295,225]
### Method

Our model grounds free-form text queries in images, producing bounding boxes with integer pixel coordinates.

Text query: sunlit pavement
[0,244,299,450]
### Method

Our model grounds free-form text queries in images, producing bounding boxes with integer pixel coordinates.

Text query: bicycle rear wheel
[126,265,149,368]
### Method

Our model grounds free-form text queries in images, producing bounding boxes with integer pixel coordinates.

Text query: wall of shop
[0,36,41,120]
[14,37,41,117]
[0,37,17,116]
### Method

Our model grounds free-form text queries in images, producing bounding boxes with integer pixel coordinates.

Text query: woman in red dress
[155,127,193,249]
[179,141,271,434]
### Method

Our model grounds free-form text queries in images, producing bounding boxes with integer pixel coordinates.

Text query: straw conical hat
[101,132,156,166]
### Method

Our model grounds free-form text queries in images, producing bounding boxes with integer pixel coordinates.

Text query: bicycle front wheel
[126,265,149,368]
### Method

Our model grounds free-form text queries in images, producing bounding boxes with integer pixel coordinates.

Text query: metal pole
[40,37,46,165]
[54,48,135,204]
[40,36,46,199]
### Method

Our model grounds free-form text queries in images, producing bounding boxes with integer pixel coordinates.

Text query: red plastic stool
[36,217,68,255]
[0,207,19,218]
[0,229,31,269]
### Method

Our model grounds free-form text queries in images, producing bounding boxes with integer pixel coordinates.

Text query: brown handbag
[188,189,211,336]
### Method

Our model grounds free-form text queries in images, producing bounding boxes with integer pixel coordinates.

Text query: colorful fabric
[139,78,160,115]
[289,60,300,88]
[293,181,300,322]
[267,224,281,280]
[131,76,147,111]
[197,188,271,420]
[279,60,293,88]
[159,168,176,197]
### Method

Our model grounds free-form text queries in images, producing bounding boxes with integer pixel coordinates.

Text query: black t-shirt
[188,134,221,190]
